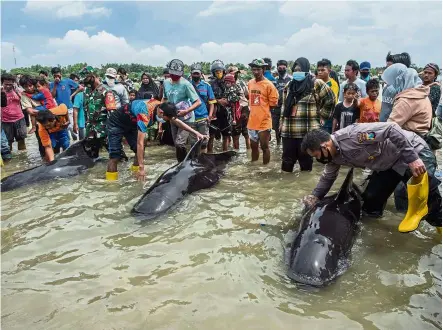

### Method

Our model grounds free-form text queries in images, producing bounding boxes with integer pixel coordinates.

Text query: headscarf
[283,57,314,117]
[137,73,160,100]
[381,63,422,93]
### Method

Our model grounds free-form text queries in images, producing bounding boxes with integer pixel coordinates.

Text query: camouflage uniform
[85,84,117,140]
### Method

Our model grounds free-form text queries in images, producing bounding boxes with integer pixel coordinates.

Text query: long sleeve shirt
[312,122,427,198]
[280,79,336,139]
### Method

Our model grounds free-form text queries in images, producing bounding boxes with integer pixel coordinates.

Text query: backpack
[424,117,442,150]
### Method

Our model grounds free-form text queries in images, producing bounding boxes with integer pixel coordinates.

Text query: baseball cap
[359,61,371,70]
[228,66,239,73]
[105,68,117,78]
[191,63,203,74]
[168,59,184,76]
[248,58,267,68]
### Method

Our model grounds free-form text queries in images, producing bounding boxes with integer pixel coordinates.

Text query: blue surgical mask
[156,115,166,123]
[292,72,306,81]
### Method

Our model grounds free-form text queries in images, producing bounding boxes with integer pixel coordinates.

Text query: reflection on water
[1,134,441,330]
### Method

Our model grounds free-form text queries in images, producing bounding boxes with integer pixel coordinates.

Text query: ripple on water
[1,137,441,329]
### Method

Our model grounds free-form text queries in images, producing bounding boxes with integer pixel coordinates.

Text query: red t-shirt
[1,90,24,123]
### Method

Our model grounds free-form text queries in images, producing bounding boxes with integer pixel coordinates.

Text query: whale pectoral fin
[187,172,220,193]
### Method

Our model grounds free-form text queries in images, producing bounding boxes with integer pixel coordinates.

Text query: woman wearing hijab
[279,57,336,172]
[137,73,160,100]
[382,63,432,136]
[382,63,435,212]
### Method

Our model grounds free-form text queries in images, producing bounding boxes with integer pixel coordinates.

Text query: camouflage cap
[79,65,94,76]
[248,58,267,68]
[228,66,239,73]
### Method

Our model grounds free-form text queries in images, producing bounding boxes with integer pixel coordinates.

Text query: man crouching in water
[301,123,442,233]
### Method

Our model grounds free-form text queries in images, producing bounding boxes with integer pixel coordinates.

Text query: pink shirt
[1,90,24,123]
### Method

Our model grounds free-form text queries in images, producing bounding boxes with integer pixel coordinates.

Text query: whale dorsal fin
[335,168,354,203]
[182,140,202,163]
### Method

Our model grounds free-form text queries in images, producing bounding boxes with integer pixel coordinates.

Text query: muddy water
[1,134,441,330]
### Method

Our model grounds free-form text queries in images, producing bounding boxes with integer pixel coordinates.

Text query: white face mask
[105,77,115,87]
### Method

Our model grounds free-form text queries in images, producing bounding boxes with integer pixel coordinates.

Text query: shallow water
[1,134,441,330]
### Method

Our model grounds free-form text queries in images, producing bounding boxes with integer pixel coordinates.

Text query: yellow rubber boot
[0,158,3,167]
[130,165,139,172]
[106,171,118,181]
[398,172,429,233]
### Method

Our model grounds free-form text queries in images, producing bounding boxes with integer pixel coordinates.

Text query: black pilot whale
[287,168,362,287]
[1,139,101,192]
[131,140,237,220]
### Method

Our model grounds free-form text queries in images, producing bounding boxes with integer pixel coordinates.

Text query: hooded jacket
[388,86,432,135]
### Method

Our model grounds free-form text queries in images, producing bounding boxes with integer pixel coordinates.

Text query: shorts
[50,129,70,153]
[107,107,138,159]
[2,118,27,143]
[1,129,11,160]
[171,121,191,148]
[248,129,271,143]
[78,128,86,140]
[189,120,209,148]
[209,107,231,139]
[271,107,281,132]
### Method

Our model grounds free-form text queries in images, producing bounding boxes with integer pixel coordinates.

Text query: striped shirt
[280,79,336,139]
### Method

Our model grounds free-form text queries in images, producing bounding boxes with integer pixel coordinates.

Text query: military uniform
[313,122,441,226]
[85,84,117,140]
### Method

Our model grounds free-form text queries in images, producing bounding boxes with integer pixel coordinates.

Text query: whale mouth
[287,270,334,287]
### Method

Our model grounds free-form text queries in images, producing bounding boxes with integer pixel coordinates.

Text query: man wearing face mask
[104,67,129,107]
[209,59,231,152]
[189,63,216,153]
[161,59,202,162]
[272,60,291,145]
[359,61,372,83]
[300,123,442,233]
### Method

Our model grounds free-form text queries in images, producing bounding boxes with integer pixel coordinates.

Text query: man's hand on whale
[302,195,319,209]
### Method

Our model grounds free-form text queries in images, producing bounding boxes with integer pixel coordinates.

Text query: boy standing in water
[332,83,360,132]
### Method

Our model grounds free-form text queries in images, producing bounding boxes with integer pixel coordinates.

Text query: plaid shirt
[280,79,336,139]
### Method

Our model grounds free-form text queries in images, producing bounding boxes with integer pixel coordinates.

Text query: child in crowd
[223,74,244,126]
[359,79,381,123]
[29,78,58,133]
[32,78,57,111]
[129,90,137,102]
[332,82,360,132]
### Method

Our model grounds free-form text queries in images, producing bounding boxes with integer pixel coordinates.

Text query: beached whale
[131,140,236,220]
[287,168,362,287]
[1,139,101,192]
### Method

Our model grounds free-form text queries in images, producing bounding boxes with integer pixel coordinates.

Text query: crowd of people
[1,51,442,232]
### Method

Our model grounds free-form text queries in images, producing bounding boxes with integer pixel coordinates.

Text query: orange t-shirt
[247,79,279,130]
[38,104,69,147]
[359,97,381,123]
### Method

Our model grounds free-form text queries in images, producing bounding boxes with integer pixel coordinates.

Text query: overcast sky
[1,0,441,70]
